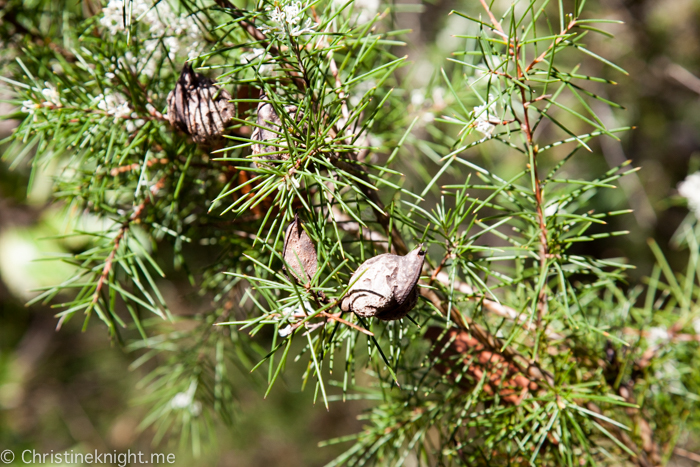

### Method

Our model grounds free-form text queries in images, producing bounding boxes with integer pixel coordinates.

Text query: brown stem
[57,177,166,330]
[524,19,577,74]
[514,30,549,328]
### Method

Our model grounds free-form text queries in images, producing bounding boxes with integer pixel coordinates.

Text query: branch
[330,202,555,386]
[331,207,562,340]
[57,177,166,330]
[212,0,307,90]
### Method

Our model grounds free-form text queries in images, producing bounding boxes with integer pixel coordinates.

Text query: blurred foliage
[2,0,700,466]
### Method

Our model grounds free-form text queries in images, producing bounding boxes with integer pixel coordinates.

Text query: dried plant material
[282,214,317,283]
[425,327,538,405]
[340,245,425,321]
[251,94,298,166]
[167,63,236,144]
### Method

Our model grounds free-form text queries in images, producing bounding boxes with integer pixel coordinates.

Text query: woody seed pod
[251,94,299,167]
[340,245,426,321]
[167,63,236,144]
[282,214,318,284]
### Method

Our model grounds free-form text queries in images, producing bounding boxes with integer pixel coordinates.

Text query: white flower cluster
[678,171,700,219]
[95,92,145,132]
[96,92,130,120]
[170,381,202,416]
[100,0,203,77]
[21,84,62,114]
[472,95,501,137]
[261,0,316,39]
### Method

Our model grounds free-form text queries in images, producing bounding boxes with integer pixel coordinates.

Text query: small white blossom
[278,324,293,337]
[125,112,146,133]
[261,0,316,38]
[410,89,425,107]
[472,95,501,138]
[40,84,61,107]
[170,381,202,416]
[678,171,700,219]
[544,202,561,217]
[100,0,203,77]
[96,93,132,122]
[21,100,38,114]
[646,326,669,347]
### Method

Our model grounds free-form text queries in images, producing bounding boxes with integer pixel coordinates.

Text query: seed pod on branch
[425,327,538,405]
[340,245,425,321]
[251,94,299,167]
[166,63,236,144]
[282,214,318,284]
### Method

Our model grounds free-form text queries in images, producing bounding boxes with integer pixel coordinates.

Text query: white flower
[21,100,38,114]
[170,381,202,415]
[473,105,496,137]
[96,93,132,122]
[278,324,293,337]
[125,112,146,133]
[472,96,500,137]
[41,84,61,107]
[410,89,425,107]
[646,326,669,347]
[100,0,203,77]
[678,172,700,219]
[544,201,561,217]
[261,0,316,38]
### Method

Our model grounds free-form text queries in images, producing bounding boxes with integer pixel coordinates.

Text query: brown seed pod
[282,214,318,284]
[166,63,236,144]
[340,245,426,321]
[251,94,299,167]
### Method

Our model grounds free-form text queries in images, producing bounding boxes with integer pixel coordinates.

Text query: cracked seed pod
[340,245,426,321]
[167,63,236,144]
[251,94,298,167]
[282,214,318,283]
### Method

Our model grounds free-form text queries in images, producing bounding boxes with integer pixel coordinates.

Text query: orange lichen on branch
[426,327,538,405]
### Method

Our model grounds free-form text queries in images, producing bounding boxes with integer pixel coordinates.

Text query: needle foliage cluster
[2,0,699,465]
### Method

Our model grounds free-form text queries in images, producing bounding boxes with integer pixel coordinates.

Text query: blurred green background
[2,0,700,465]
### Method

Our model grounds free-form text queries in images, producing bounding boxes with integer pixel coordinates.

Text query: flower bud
[340,245,426,321]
